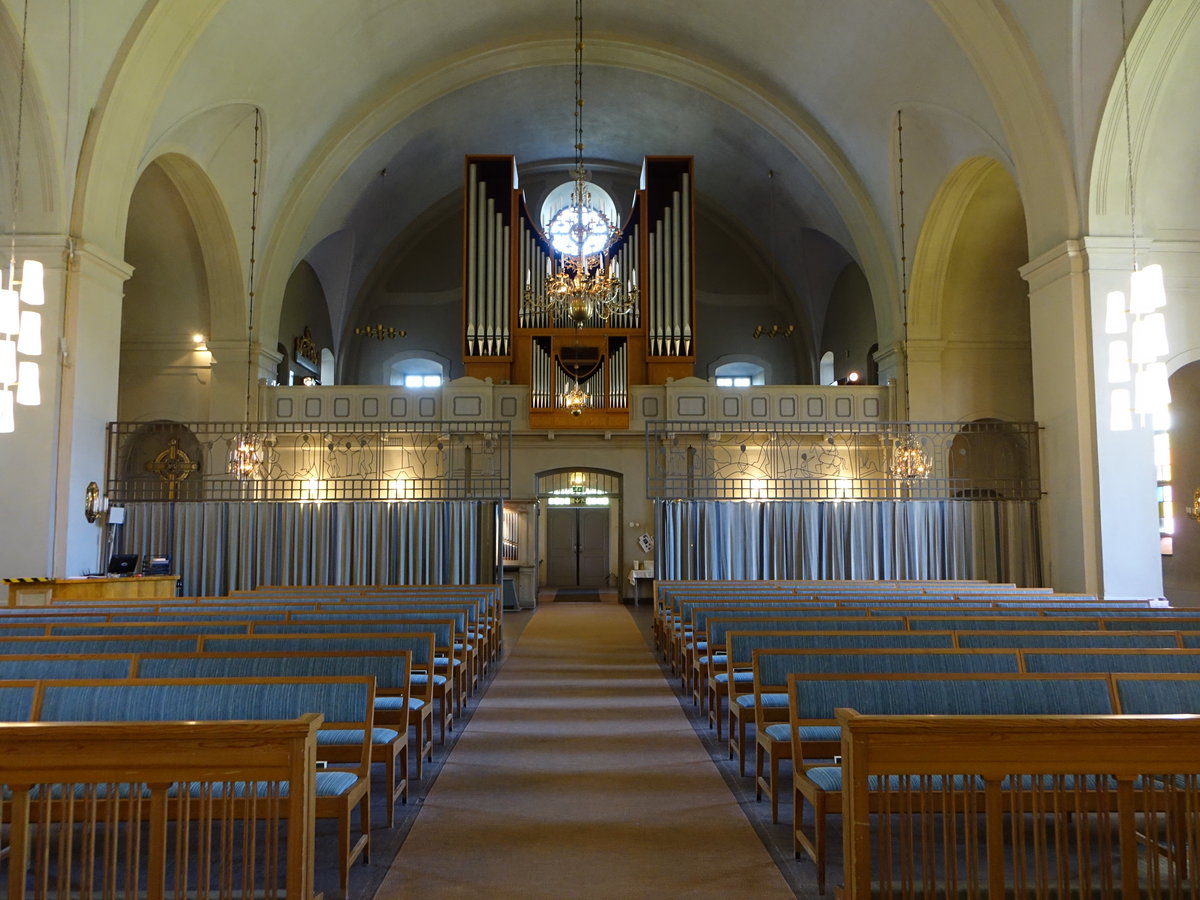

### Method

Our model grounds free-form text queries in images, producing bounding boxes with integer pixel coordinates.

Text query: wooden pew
[836,710,1200,898]
[0,716,321,899]
[135,649,416,827]
[23,676,375,895]
[784,672,1116,893]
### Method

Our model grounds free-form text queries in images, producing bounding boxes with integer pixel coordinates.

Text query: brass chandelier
[522,0,638,327]
[561,379,589,416]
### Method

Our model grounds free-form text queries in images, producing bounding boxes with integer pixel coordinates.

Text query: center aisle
[375,602,795,899]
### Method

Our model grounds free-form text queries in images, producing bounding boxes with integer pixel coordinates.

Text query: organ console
[462,155,696,429]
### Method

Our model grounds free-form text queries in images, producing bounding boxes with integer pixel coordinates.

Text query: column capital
[1019,239,1085,291]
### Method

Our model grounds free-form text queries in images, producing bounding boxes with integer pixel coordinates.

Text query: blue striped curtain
[118,501,494,596]
[655,500,1042,586]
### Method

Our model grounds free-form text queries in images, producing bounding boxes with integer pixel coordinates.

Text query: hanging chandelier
[521,0,638,326]
[228,108,264,480]
[889,432,932,480]
[1,0,42,434]
[561,379,588,416]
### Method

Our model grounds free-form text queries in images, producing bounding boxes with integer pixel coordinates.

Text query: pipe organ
[463,155,695,429]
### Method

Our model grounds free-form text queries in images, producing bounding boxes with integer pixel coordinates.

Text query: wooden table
[627,570,655,607]
[5,575,180,607]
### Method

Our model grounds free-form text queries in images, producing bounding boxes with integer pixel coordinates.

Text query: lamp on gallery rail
[227,108,265,479]
[521,0,638,327]
[888,110,931,481]
[0,0,43,433]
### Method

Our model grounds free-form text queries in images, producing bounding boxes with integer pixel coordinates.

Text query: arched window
[389,356,444,388]
[320,348,336,386]
[819,351,835,385]
[714,361,766,387]
[540,180,620,257]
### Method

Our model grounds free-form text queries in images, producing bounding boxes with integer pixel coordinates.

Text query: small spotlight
[847,371,860,383]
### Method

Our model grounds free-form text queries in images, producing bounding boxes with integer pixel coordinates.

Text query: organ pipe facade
[463,156,696,429]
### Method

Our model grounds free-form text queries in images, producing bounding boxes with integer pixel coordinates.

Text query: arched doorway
[535,468,622,589]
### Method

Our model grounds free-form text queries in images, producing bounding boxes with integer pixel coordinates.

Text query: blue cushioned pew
[18,676,376,894]
[752,649,1025,823]
[783,672,1116,893]
[201,633,444,777]
[136,650,416,826]
[718,629,960,772]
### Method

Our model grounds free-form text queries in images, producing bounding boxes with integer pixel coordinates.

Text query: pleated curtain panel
[655,500,1042,586]
[120,501,494,596]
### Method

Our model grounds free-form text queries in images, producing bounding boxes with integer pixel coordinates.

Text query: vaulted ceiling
[5,0,1185,356]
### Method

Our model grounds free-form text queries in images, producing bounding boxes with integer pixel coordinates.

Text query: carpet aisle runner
[374,603,794,899]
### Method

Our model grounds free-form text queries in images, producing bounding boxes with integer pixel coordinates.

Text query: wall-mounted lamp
[355,324,406,341]
[752,325,795,339]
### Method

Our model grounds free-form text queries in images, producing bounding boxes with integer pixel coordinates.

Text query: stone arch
[927,0,1080,253]
[0,3,64,231]
[907,156,1032,422]
[250,38,898,362]
[1088,0,1199,235]
[948,418,1034,499]
[120,157,234,422]
[69,2,226,257]
[151,153,246,341]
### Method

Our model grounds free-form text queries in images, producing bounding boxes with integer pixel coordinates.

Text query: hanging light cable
[228,108,264,479]
[889,110,931,481]
[1107,0,1170,432]
[0,0,44,434]
[521,0,638,326]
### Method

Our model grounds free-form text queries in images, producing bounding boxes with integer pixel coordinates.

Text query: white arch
[244,37,899,360]
[928,0,1080,254]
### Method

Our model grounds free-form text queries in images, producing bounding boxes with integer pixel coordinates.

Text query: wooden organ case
[462,155,696,429]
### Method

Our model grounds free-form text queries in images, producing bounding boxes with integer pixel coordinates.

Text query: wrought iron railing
[105,420,511,502]
[645,420,1041,501]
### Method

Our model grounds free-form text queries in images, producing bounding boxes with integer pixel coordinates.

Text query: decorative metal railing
[105,420,511,502]
[645,420,1041,501]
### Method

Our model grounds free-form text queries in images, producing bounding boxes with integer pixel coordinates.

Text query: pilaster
[1020,239,1100,594]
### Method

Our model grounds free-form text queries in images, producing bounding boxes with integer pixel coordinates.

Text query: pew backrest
[957,631,1181,649]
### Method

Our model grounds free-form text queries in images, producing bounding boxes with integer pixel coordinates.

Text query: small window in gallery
[389,356,444,388]
[403,374,443,388]
[713,361,764,387]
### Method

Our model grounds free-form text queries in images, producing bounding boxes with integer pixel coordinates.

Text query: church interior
[2,0,1200,896]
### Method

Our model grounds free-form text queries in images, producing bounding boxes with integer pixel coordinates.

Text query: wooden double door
[545,506,609,587]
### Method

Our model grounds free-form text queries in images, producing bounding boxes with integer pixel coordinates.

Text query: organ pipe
[681,174,692,355]
[467,165,478,356]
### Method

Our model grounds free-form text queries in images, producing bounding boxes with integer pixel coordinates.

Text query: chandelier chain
[575,0,585,169]
[891,109,930,480]
[896,109,912,416]
[244,107,262,424]
[7,0,30,277]
[1119,0,1137,270]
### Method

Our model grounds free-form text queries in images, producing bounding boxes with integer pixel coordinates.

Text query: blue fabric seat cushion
[410,674,448,686]
[803,768,984,793]
[169,770,359,799]
[373,696,414,711]
[714,671,753,686]
[763,723,841,744]
[735,691,787,709]
[316,727,401,746]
